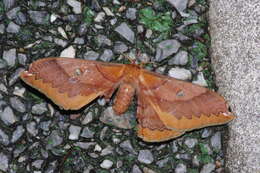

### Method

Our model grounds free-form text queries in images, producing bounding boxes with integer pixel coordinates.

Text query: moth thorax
[113,83,135,115]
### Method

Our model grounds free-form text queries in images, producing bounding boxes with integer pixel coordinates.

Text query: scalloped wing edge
[20,70,105,110]
[137,125,185,142]
[148,99,235,131]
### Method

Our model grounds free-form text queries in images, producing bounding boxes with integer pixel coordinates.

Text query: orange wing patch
[21,71,104,110]
[137,125,184,142]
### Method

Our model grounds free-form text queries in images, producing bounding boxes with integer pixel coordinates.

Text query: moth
[20,57,235,142]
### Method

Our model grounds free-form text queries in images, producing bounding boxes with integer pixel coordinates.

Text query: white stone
[94,144,102,152]
[94,24,104,29]
[67,0,82,14]
[58,27,68,39]
[137,25,144,33]
[81,112,93,125]
[167,0,189,17]
[145,29,153,38]
[47,104,55,117]
[192,72,208,87]
[115,22,135,43]
[168,68,192,81]
[6,21,20,33]
[110,18,117,25]
[169,50,188,65]
[24,40,41,49]
[3,48,16,67]
[60,46,76,58]
[0,106,17,125]
[100,159,113,169]
[138,150,154,164]
[113,0,121,5]
[69,125,81,140]
[97,98,106,106]
[103,7,114,16]
[50,13,58,22]
[13,86,25,97]
[94,12,105,22]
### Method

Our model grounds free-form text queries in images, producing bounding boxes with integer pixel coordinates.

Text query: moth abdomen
[113,83,135,115]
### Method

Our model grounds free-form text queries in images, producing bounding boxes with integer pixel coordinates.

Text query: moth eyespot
[176,90,185,97]
[74,68,82,76]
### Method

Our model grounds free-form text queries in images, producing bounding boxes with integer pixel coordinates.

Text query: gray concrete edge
[208,0,260,173]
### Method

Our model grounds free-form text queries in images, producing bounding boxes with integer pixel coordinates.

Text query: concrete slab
[209,0,260,172]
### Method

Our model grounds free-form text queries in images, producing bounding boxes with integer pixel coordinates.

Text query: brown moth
[20,57,235,142]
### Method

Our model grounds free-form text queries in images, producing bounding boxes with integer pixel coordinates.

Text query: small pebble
[60,45,76,58]
[32,103,48,115]
[0,153,9,172]
[69,125,82,140]
[168,67,192,80]
[115,22,135,43]
[200,163,216,173]
[67,0,82,14]
[175,163,187,173]
[80,127,94,138]
[0,106,17,125]
[0,128,9,146]
[184,137,198,148]
[3,48,16,67]
[100,159,113,169]
[103,7,114,16]
[211,132,222,151]
[81,112,93,125]
[138,150,154,164]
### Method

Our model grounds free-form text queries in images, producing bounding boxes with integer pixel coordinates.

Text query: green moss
[198,143,214,164]
[33,41,56,50]
[187,168,199,173]
[64,157,74,165]
[0,1,4,15]
[47,138,54,145]
[26,92,44,103]
[183,23,204,35]
[153,0,166,5]
[139,7,173,33]
[196,0,207,5]
[83,7,94,25]
[191,41,207,60]
[203,33,210,42]
[202,68,215,89]
[43,14,50,25]
[17,28,35,43]
[200,33,211,47]
[199,143,209,154]
[198,154,213,164]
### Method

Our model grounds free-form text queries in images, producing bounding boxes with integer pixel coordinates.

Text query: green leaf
[199,143,209,154]
[140,8,155,19]
[198,154,213,164]
[191,41,207,60]
[187,169,199,173]
[0,1,4,15]
[83,7,94,25]
[139,7,173,33]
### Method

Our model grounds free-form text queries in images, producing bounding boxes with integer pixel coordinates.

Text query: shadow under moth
[20,57,235,142]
